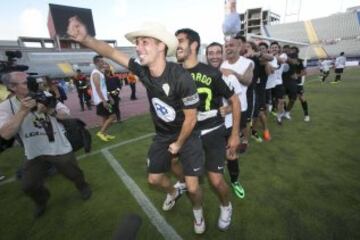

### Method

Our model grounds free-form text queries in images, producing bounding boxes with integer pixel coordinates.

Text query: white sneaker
[174,181,187,194]
[284,111,291,120]
[218,203,233,231]
[162,188,180,211]
[304,115,310,122]
[194,217,206,234]
[0,175,5,181]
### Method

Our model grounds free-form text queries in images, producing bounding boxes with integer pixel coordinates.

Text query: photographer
[0,71,92,218]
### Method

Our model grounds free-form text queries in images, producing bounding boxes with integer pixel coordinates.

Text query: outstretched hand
[67,16,88,42]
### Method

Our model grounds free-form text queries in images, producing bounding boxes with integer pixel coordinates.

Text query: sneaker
[34,203,47,218]
[304,115,310,122]
[283,112,291,120]
[194,217,206,234]
[162,188,181,211]
[34,191,50,218]
[251,130,263,143]
[105,134,116,140]
[276,115,282,125]
[80,185,92,200]
[218,203,233,231]
[263,129,271,141]
[231,182,245,199]
[96,132,109,142]
[330,81,339,84]
[0,175,5,181]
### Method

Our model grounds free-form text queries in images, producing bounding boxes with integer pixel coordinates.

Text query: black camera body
[27,77,57,109]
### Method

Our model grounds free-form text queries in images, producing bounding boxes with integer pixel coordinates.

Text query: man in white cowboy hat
[67,17,206,234]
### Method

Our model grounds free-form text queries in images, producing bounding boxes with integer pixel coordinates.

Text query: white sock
[193,208,203,224]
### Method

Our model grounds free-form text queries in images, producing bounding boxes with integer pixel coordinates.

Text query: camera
[0,50,29,75]
[27,77,57,109]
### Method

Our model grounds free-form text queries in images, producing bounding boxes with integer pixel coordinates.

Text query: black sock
[301,100,309,116]
[227,159,239,183]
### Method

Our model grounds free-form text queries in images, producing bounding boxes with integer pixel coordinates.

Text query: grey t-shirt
[0,96,72,160]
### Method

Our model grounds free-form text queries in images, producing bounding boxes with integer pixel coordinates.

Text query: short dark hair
[270,41,280,47]
[291,46,299,54]
[93,55,103,64]
[283,44,290,49]
[206,42,223,56]
[234,32,246,43]
[76,69,81,73]
[258,42,269,49]
[175,28,201,54]
[340,52,345,56]
[247,41,258,51]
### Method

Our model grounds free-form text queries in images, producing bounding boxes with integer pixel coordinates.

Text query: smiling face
[206,45,223,69]
[175,32,192,63]
[224,38,240,61]
[270,43,280,55]
[135,37,165,66]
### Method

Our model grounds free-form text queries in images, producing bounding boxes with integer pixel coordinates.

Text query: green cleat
[251,131,263,143]
[231,182,245,199]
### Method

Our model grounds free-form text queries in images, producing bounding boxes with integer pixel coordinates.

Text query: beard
[176,47,191,63]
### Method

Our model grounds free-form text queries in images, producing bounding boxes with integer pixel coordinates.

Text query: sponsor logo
[217,166,224,170]
[183,93,199,106]
[193,167,201,172]
[151,98,176,122]
[162,83,170,96]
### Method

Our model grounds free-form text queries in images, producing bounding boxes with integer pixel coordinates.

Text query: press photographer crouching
[0,71,92,218]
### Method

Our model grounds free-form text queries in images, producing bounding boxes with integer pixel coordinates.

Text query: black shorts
[271,84,285,100]
[96,102,115,117]
[240,111,247,130]
[147,132,205,176]
[201,126,226,173]
[335,68,344,74]
[297,85,304,95]
[255,84,266,116]
[284,80,298,101]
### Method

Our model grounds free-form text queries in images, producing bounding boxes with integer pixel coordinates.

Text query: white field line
[0,133,154,186]
[102,149,182,240]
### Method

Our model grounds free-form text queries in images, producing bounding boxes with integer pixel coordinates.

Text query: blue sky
[0,0,359,46]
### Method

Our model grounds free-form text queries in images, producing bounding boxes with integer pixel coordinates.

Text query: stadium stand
[264,21,309,43]
[263,9,360,59]
[312,11,360,41]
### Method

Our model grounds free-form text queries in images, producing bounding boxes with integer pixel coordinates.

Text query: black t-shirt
[106,75,122,92]
[282,62,297,82]
[249,56,260,91]
[258,59,268,86]
[128,58,199,135]
[74,75,88,89]
[187,63,234,130]
[296,59,305,84]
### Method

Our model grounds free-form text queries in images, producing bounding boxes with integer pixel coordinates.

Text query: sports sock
[227,159,239,183]
[193,208,203,223]
[301,100,309,116]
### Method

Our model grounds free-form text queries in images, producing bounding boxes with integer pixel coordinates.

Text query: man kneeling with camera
[0,71,92,218]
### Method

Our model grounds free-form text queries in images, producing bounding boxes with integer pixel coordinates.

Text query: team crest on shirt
[151,97,176,122]
[162,83,170,96]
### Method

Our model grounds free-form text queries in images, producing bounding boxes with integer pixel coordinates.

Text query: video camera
[27,77,57,109]
[0,50,29,76]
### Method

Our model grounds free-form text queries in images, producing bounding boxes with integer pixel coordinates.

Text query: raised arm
[67,16,130,68]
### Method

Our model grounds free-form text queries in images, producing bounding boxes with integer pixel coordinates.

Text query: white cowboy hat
[125,23,178,57]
